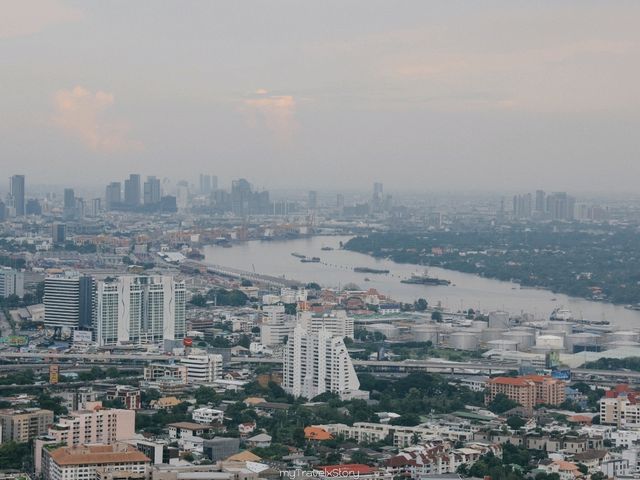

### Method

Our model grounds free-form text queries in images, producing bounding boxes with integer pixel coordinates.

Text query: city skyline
[2,1,640,191]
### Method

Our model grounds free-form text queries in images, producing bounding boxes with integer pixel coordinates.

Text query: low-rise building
[0,408,54,443]
[191,407,224,425]
[106,386,142,410]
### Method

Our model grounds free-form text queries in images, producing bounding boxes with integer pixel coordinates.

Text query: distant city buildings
[9,174,25,216]
[0,267,24,298]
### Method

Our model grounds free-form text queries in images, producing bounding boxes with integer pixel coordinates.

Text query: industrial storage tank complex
[448,331,479,351]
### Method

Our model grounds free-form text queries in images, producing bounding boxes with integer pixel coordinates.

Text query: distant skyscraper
[231,178,252,216]
[199,174,212,195]
[124,174,141,207]
[211,175,218,191]
[90,198,102,216]
[10,175,25,216]
[535,190,546,212]
[0,200,6,222]
[105,182,121,210]
[95,275,186,346]
[26,199,42,216]
[51,222,67,245]
[64,188,75,219]
[336,193,345,209]
[512,193,533,219]
[143,176,161,205]
[372,182,383,212]
[546,192,575,221]
[308,190,317,210]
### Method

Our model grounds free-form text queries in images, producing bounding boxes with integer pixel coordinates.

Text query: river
[203,235,640,329]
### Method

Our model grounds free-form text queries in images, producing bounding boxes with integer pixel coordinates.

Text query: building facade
[0,408,54,443]
[0,267,24,298]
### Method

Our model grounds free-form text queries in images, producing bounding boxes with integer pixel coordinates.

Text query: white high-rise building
[95,275,186,345]
[0,267,24,298]
[44,273,95,330]
[283,323,367,400]
[180,353,223,383]
[260,304,294,347]
[298,310,354,339]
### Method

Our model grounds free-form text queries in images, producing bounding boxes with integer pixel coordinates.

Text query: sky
[1,0,639,192]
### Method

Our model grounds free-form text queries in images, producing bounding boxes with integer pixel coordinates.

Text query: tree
[306,282,321,290]
[431,311,443,321]
[488,393,519,414]
[391,413,421,426]
[506,416,526,430]
[576,464,588,475]
[190,294,207,307]
[241,279,253,287]
[414,298,428,311]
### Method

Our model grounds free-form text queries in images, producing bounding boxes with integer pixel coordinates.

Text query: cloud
[52,86,143,152]
[0,0,83,39]
[242,89,296,145]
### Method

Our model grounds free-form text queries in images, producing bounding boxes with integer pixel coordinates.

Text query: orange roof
[489,377,532,386]
[554,460,579,472]
[305,426,333,441]
[49,444,149,466]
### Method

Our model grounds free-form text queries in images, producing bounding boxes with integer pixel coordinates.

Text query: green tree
[414,298,428,311]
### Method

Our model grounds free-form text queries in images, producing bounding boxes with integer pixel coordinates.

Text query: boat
[401,270,450,286]
[321,246,334,251]
[550,307,573,321]
[364,278,371,282]
[354,267,390,274]
[291,252,306,258]
[300,257,321,263]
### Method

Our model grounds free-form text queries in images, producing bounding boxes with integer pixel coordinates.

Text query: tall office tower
[95,275,186,346]
[231,178,252,216]
[90,198,101,216]
[105,182,121,210]
[0,200,6,221]
[176,182,189,211]
[143,176,161,205]
[44,273,95,330]
[535,190,546,212]
[308,190,318,210]
[10,175,25,216]
[26,198,42,215]
[512,193,533,219]
[124,174,141,207]
[63,188,75,219]
[336,193,345,209]
[211,175,218,191]
[199,174,212,195]
[283,323,366,400]
[51,222,67,245]
[0,267,24,298]
[372,182,383,212]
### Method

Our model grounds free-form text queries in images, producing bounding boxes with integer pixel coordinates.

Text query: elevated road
[184,260,302,288]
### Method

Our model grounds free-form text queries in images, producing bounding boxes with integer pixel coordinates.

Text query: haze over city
[2,1,640,191]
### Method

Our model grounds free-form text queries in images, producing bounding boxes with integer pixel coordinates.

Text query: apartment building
[192,407,224,425]
[485,375,566,408]
[0,408,54,443]
[143,363,188,383]
[48,404,135,447]
[179,354,223,383]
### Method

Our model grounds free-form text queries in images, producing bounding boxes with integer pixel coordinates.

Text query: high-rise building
[0,408,54,443]
[308,190,318,210]
[9,175,25,216]
[372,182,383,212]
[51,222,67,245]
[211,175,218,191]
[124,174,141,207]
[485,375,566,409]
[105,182,121,210]
[336,193,345,209]
[26,198,42,215]
[0,267,24,298]
[48,403,135,446]
[512,193,533,219]
[95,275,186,346]
[199,174,212,194]
[180,353,223,383]
[546,192,575,221]
[231,178,252,216]
[0,200,6,222]
[44,273,95,330]
[535,190,546,212]
[260,304,293,347]
[63,188,75,219]
[143,176,161,205]
[283,323,366,400]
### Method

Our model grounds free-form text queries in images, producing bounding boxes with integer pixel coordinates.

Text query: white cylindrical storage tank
[472,320,489,331]
[448,332,479,351]
[488,311,510,329]
[502,331,536,350]
[412,326,440,343]
[567,333,601,353]
[482,328,506,343]
[536,334,564,350]
[608,340,640,348]
[547,322,573,335]
[608,331,640,343]
[487,339,519,351]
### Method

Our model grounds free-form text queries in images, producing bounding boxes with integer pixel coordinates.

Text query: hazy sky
[1,1,639,192]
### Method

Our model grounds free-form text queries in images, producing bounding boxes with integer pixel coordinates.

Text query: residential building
[283,323,366,400]
[298,310,354,339]
[9,175,25,216]
[105,182,122,210]
[202,437,240,462]
[192,407,224,425]
[41,443,150,480]
[95,275,186,346]
[143,364,188,384]
[485,375,566,409]
[0,267,24,298]
[600,387,640,428]
[0,408,53,443]
[124,174,141,207]
[105,386,142,410]
[143,176,161,205]
[167,422,214,440]
[180,354,223,383]
[260,304,293,347]
[48,404,135,447]
[51,222,67,245]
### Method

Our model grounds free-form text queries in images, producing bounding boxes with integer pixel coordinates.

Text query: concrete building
[0,267,24,298]
[44,273,95,330]
[143,176,161,205]
[95,275,186,346]
[9,175,25,216]
[485,375,566,409]
[298,310,354,339]
[143,363,188,384]
[202,437,240,462]
[179,354,223,383]
[600,388,640,428]
[41,443,150,480]
[191,407,224,425]
[124,174,141,207]
[259,304,293,347]
[283,323,366,400]
[105,386,142,410]
[0,408,53,443]
[48,404,135,447]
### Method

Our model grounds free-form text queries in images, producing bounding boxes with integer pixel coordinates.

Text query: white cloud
[242,89,297,145]
[0,0,83,39]
[52,86,143,152]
